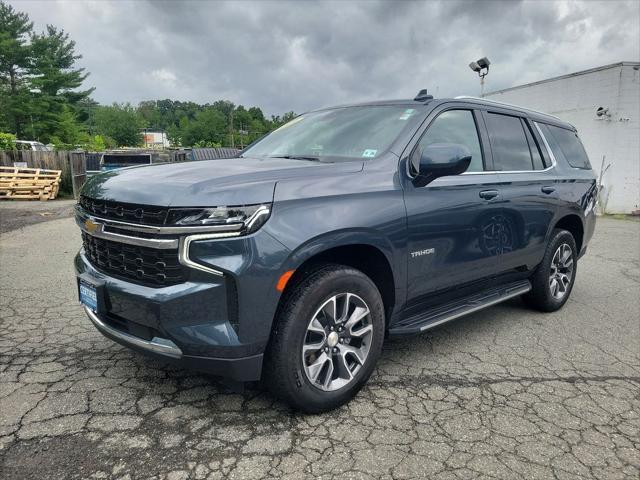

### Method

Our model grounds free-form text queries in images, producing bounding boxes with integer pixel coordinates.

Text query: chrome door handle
[541,186,556,194]
[479,190,499,200]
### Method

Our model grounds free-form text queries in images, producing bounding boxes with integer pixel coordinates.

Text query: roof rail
[454,96,563,122]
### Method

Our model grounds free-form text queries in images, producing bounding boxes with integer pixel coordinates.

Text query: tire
[523,229,578,312]
[264,264,385,413]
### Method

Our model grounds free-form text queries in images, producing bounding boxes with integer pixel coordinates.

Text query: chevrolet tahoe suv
[75,92,597,412]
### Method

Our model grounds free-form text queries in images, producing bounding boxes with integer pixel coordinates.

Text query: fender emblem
[411,248,435,258]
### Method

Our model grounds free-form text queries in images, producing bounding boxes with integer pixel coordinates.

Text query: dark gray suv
[75,92,597,412]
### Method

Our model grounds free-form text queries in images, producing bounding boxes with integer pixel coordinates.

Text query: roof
[315,98,430,111]
[310,92,574,130]
[485,61,640,96]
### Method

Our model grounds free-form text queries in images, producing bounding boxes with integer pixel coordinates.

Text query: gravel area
[0,216,638,479]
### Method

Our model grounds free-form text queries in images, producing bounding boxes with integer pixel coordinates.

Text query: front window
[242,105,423,161]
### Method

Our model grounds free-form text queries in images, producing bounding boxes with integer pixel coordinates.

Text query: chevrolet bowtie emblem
[84,219,100,233]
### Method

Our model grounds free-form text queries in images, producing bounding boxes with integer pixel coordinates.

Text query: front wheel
[523,228,578,312]
[264,264,385,413]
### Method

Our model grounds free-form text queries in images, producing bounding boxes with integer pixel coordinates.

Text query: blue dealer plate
[79,281,98,312]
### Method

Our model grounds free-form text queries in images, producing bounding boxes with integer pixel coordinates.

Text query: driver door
[404,108,505,303]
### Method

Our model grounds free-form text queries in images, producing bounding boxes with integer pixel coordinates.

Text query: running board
[388,280,531,336]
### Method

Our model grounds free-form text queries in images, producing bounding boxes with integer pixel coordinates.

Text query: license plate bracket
[77,274,107,313]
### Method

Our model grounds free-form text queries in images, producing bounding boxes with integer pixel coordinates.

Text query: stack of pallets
[0,166,62,201]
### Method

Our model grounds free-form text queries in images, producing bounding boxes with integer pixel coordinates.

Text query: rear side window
[542,124,591,169]
[484,112,542,171]
[523,122,546,170]
[416,110,484,172]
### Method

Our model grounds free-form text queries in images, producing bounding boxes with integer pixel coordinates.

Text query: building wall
[486,63,640,214]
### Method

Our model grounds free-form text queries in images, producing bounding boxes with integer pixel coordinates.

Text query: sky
[11,0,640,115]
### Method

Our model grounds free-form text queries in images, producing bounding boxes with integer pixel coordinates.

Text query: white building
[485,62,639,214]
[142,131,170,149]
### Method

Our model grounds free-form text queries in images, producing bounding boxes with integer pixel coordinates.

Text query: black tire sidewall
[527,229,578,311]
[269,265,385,412]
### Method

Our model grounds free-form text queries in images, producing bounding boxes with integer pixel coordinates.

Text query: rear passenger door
[481,110,558,272]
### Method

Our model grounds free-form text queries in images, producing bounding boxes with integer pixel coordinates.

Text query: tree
[181,108,226,147]
[0,1,33,136]
[94,104,143,147]
[0,2,93,142]
[28,25,94,142]
[49,105,88,149]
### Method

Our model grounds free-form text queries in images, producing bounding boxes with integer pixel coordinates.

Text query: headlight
[167,204,271,234]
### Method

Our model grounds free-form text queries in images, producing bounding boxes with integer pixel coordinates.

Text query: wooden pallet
[0,166,62,201]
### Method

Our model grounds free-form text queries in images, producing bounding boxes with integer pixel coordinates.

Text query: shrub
[0,132,17,150]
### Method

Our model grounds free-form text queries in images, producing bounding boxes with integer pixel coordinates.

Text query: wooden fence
[0,150,76,195]
[0,148,242,199]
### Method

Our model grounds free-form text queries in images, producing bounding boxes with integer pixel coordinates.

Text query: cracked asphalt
[1,214,639,480]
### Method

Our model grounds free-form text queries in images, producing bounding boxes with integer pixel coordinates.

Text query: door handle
[479,190,499,200]
[541,186,556,194]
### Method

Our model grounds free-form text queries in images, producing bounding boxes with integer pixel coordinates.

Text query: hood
[82,156,364,207]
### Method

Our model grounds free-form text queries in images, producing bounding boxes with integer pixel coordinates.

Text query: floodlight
[469,56,491,97]
[469,61,481,73]
[477,57,491,69]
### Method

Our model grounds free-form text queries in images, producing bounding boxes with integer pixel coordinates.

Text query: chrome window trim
[533,121,558,168]
[178,232,242,277]
[460,121,557,176]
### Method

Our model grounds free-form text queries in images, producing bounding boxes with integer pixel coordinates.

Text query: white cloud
[150,68,177,87]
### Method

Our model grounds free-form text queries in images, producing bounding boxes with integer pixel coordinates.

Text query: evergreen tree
[29,25,94,142]
[0,1,33,136]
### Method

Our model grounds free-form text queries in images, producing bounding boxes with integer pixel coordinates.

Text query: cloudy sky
[12,0,640,115]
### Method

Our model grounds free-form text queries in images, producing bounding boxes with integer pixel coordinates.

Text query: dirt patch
[0,199,76,234]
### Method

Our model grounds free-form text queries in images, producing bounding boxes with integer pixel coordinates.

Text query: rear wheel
[523,229,577,312]
[264,264,385,413]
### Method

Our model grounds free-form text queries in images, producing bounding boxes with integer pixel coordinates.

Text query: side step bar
[388,280,531,336]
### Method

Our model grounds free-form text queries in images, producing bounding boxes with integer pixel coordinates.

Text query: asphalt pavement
[0,214,638,479]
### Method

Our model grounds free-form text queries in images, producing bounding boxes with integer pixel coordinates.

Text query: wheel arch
[553,214,585,254]
[276,232,399,326]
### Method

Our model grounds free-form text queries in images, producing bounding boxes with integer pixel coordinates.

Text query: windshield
[242,105,423,161]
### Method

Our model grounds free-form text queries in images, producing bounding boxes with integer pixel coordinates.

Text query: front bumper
[74,220,291,381]
[83,305,263,381]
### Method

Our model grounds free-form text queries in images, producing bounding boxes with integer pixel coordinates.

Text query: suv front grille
[79,196,168,225]
[81,232,186,287]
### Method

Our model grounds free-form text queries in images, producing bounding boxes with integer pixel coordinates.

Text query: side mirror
[412,143,472,187]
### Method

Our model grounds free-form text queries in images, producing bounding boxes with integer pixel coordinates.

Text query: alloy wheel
[549,243,574,300]
[301,293,373,392]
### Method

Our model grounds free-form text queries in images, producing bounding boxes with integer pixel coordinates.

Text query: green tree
[181,108,226,147]
[94,104,143,147]
[0,2,92,142]
[49,105,89,149]
[0,1,33,136]
[28,25,94,142]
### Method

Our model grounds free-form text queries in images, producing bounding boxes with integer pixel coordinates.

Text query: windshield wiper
[269,155,322,162]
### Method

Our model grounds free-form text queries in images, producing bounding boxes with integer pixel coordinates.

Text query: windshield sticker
[362,149,377,158]
[399,109,416,121]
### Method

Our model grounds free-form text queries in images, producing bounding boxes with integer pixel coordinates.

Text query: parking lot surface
[1,215,639,480]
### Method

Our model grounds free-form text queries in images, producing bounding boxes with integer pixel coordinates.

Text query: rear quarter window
[542,124,591,169]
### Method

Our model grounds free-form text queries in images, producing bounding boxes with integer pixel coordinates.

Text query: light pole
[469,57,491,97]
